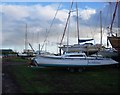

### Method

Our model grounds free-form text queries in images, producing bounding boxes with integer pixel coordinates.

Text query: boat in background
[107,1,120,55]
[59,42,101,56]
[59,2,102,55]
[108,37,120,54]
[98,48,118,58]
[18,24,37,58]
[18,49,36,57]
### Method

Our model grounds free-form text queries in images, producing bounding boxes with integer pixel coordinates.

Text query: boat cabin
[64,52,87,58]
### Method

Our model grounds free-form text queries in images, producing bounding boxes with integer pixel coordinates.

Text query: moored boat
[59,42,101,55]
[32,2,119,68]
[107,1,120,55]
[108,37,120,54]
[32,52,118,67]
[98,48,118,58]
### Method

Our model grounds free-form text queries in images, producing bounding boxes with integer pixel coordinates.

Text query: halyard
[2,57,120,94]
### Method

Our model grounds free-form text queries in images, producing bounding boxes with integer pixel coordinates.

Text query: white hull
[34,55,118,67]
[98,50,118,58]
[60,46,99,52]
[59,44,101,55]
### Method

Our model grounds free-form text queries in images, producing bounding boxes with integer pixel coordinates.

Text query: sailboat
[32,52,118,67]
[32,2,118,69]
[107,1,120,55]
[108,37,120,54]
[18,24,35,57]
[58,3,101,55]
[59,41,101,55]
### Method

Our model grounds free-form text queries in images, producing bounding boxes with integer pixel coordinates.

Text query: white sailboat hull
[98,50,118,58]
[59,44,101,55]
[60,46,99,52]
[34,55,118,67]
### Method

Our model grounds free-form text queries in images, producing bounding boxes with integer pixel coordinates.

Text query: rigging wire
[83,8,95,39]
[89,2,108,44]
[60,0,74,45]
[66,14,71,52]
[40,2,62,51]
[102,3,110,36]
[110,0,119,36]
[80,2,111,45]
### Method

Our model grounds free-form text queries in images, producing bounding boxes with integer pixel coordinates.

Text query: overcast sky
[1,0,119,53]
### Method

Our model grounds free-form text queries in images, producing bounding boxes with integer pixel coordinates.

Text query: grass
[11,65,54,93]
[3,57,120,93]
[10,63,120,94]
[2,57,29,63]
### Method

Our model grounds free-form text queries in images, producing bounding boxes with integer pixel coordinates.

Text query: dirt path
[2,69,21,93]
[2,57,28,94]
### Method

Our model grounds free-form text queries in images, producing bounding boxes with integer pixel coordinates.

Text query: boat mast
[76,2,80,45]
[110,0,118,36]
[25,23,28,51]
[100,11,102,45]
[60,1,74,45]
[67,15,70,52]
[28,43,35,53]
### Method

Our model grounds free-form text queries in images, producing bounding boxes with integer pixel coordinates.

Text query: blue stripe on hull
[37,63,111,67]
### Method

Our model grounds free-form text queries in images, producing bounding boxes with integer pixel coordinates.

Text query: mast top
[110,0,119,36]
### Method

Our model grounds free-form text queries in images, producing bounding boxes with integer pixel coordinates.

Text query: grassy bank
[9,61,120,94]
[2,57,29,63]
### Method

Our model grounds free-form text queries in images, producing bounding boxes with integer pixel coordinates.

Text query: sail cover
[78,39,94,43]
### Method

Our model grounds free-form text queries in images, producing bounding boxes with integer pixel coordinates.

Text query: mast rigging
[110,0,118,36]
[60,1,74,45]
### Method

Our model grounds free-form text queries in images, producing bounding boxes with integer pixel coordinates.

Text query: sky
[0,0,119,53]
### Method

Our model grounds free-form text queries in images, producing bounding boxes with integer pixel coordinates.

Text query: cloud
[2,5,29,21]
[79,7,96,20]
[1,3,69,50]
[1,2,117,53]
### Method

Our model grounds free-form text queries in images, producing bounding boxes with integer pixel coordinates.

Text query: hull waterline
[33,55,118,67]
[108,36,120,54]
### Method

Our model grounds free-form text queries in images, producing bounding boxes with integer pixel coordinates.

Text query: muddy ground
[2,57,27,94]
[2,57,120,94]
